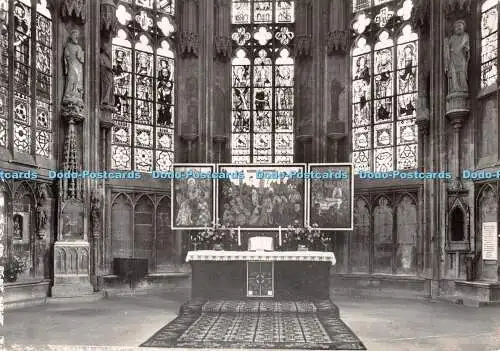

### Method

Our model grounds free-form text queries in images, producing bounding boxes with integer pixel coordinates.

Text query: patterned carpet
[141,299,366,349]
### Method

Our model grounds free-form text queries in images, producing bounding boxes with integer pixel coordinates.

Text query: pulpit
[186,250,335,300]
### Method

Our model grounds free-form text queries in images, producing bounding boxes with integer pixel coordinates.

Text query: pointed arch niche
[109,191,176,273]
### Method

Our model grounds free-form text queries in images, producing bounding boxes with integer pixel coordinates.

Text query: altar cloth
[186,250,336,265]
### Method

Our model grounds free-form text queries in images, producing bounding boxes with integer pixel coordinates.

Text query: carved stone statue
[90,191,102,233]
[100,45,114,107]
[13,215,22,240]
[36,184,49,239]
[63,29,85,109]
[444,20,469,95]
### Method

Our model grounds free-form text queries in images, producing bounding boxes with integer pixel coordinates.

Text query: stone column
[53,0,93,297]
[177,0,201,162]
[294,0,313,163]
[426,0,451,297]
[412,0,432,277]
[92,0,117,284]
[324,0,350,270]
[324,0,349,164]
[213,0,231,163]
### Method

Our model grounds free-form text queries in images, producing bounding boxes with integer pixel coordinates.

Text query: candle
[279,226,282,247]
[238,227,241,247]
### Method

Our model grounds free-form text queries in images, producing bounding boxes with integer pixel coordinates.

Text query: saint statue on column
[100,45,114,108]
[63,29,85,110]
[444,20,470,95]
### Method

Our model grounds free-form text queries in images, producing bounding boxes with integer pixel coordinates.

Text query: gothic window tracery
[480,0,498,88]
[351,0,418,173]
[0,0,53,158]
[231,0,295,164]
[112,0,175,172]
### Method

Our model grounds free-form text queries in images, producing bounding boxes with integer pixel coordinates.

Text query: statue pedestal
[446,92,470,117]
[52,241,94,297]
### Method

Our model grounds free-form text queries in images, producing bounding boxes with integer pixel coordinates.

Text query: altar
[186,250,336,300]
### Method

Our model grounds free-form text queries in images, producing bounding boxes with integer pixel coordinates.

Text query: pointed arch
[351,0,418,173]
[230,0,296,164]
[351,195,371,272]
[134,195,154,268]
[111,0,177,172]
[155,194,175,270]
[111,193,133,258]
[395,194,417,273]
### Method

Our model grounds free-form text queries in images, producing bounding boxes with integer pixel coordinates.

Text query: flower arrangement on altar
[281,220,332,251]
[191,219,238,250]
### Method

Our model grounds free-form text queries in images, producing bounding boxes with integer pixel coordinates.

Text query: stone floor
[3,292,500,351]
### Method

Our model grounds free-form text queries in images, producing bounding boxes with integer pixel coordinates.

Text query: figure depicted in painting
[63,29,85,108]
[219,170,304,228]
[376,49,392,97]
[233,87,249,110]
[399,44,415,93]
[444,19,470,95]
[355,56,370,85]
[233,110,250,133]
[255,111,271,130]
[255,89,269,112]
[175,177,211,227]
[13,3,29,50]
[136,52,150,75]
[310,174,351,229]
[234,65,250,86]
[377,102,390,120]
[289,202,303,223]
[13,215,22,240]
[157,59,173,125]
[399,95,415,116]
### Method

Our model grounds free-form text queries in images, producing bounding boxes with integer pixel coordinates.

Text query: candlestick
[278,226,282,247]
[238,227,241,247]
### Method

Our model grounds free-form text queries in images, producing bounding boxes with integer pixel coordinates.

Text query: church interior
[2,0,500,350]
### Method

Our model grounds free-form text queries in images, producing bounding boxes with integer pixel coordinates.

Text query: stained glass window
[0,0,53,157]
[0,0,8,147]
[481,0,498,88]
[231,0,295,164]
[112,0,175,172]
[351,0,418,173]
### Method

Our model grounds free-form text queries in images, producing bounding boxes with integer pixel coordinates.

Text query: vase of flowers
[283,222,332,251]
[191,219,236,251]
[3,255,27,283]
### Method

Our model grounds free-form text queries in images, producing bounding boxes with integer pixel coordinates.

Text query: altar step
[179,299,340,316]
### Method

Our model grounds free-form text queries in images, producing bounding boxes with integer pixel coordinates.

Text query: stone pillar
[177,0,201,162]
[53,0,93,297]
[412,0,432,277]
[294,0,313,163]
[94,0,117,284]
[427,0,457,297]
[324,0,349,163]
[213,0,231,163]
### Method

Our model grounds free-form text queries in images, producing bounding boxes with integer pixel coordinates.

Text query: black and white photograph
[171,164,216,230]
[307,163,354,230]
[2,0,500,350]
[217,164,306,230]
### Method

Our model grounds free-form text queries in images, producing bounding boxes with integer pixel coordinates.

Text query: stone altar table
[186,250,336,300]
